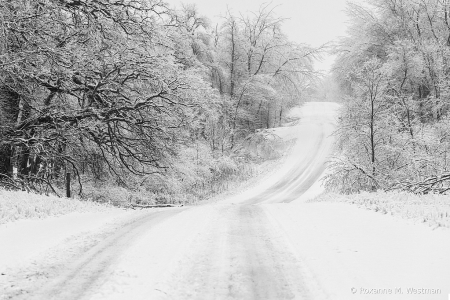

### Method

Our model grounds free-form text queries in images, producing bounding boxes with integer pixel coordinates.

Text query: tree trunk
[0,145,13,176]
[12,98,26,179]
[279,106,283,126]
[19,147,30,178]
[370,96,376,191]
[229,20,237,98]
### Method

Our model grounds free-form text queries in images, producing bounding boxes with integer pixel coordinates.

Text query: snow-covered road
[2,102,450,300]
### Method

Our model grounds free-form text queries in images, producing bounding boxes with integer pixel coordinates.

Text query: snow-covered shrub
[237,131,286,160]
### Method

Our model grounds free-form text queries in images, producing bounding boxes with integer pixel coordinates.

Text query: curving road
[8,102,339,300]
[231,102,338,205]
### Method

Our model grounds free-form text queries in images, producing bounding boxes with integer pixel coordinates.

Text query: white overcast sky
[166,0,359,73]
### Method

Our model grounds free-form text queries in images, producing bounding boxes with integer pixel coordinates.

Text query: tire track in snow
[157,205,315,300]
[23,209,185,300]
[242,126,326,204]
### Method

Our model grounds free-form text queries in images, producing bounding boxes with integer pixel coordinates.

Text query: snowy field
[1,102,449,300]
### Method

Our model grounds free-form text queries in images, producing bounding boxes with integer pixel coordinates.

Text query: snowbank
[0,189,118,225]
[311,191,450,228]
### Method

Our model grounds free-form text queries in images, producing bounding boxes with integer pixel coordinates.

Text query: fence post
[66,172,71,198]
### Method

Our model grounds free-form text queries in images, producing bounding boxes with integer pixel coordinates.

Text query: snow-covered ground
[0,210,125,275]
[265,202,450,299]
[312,191,450,229]
[1,102,449,300]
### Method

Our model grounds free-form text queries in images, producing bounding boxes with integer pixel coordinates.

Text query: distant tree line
[0,0,315,199]
[327,0,450,194]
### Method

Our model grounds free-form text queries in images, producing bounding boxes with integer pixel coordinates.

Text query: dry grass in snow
[311,191,450,228]
[0,189,117,225]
